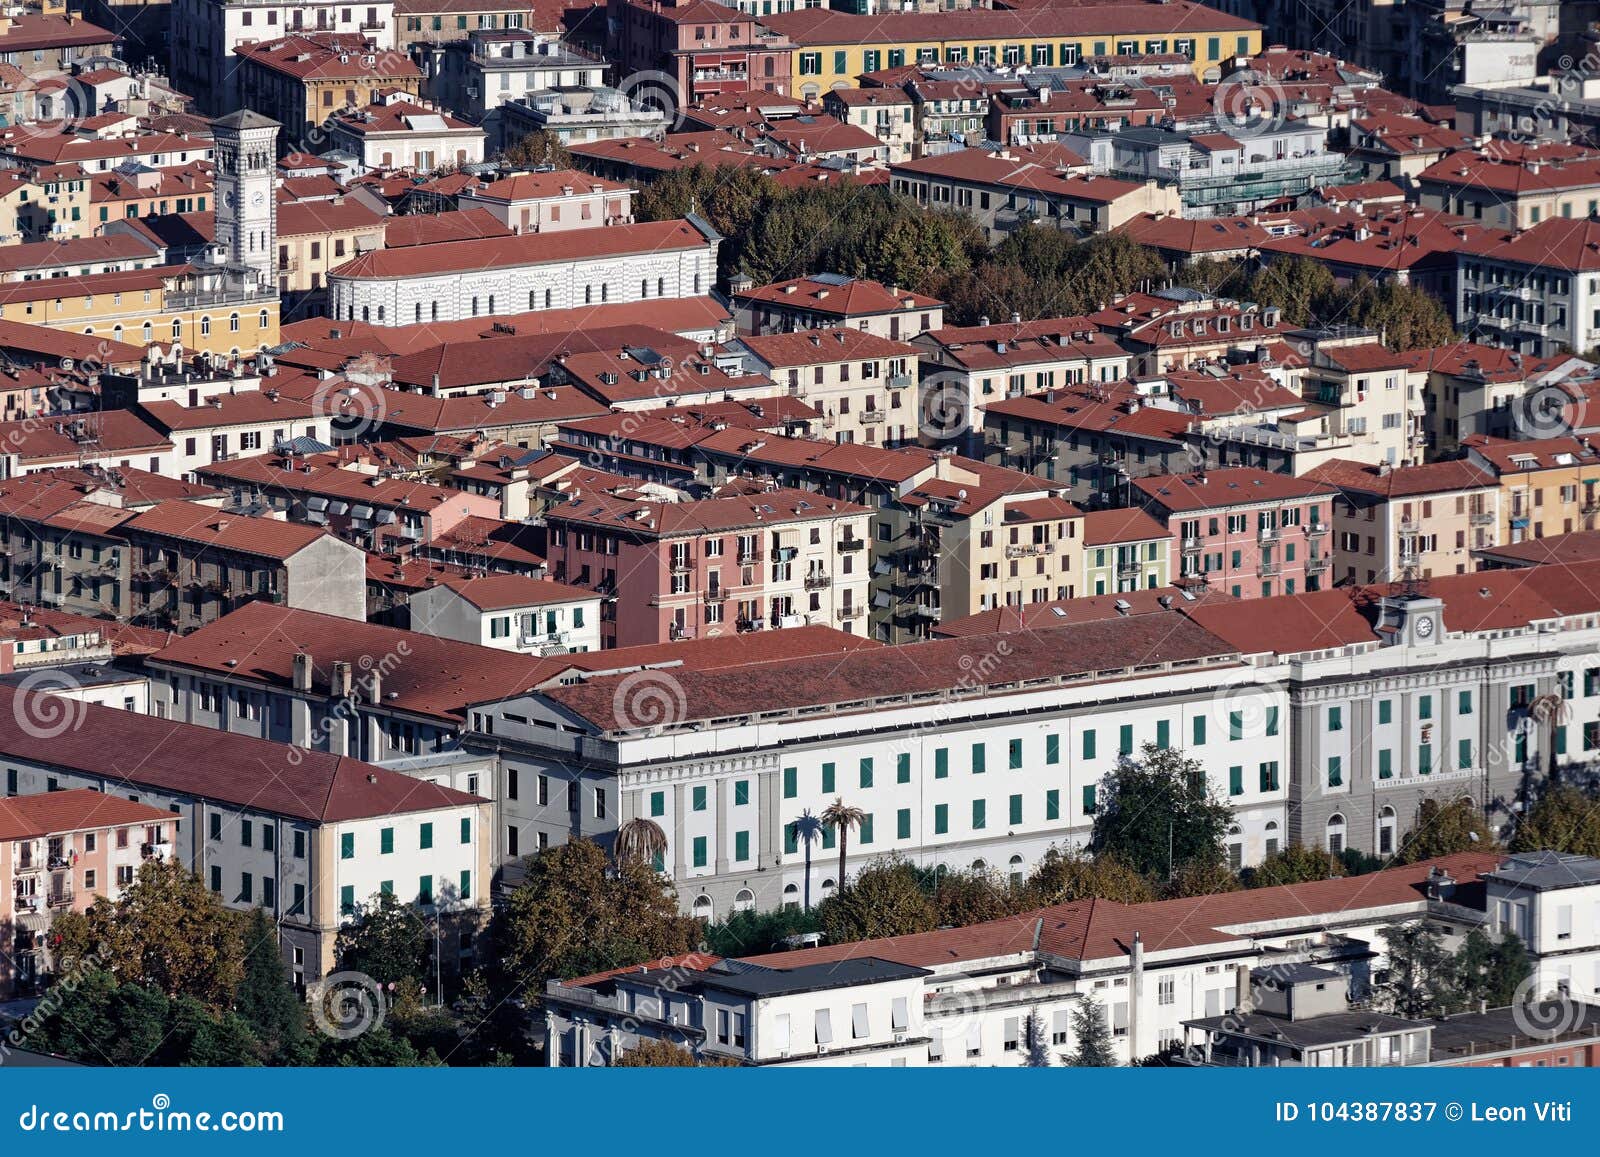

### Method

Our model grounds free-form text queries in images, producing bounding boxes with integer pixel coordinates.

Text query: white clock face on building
[224,190,235,208]
[251,191,265,206]
[1416,616,1434,638]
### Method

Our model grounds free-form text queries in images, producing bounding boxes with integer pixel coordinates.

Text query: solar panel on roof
[808,272,855,287]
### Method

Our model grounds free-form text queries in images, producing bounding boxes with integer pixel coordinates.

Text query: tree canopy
[1396,797,1498,864]
[1089,744,1235,880]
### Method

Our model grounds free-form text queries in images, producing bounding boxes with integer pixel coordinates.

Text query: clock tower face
[1415,615,1434,639]
[211,112,280,285]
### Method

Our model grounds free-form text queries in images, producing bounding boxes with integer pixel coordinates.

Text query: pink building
[1134,467,1337,599]
[544,485,873,647]
[607,0,794,107]
[2,789,177,996]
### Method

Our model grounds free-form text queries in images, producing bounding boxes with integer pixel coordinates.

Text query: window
[897,752,911,783]
[380,827,393,854]
[340,832,354,859]
[650,790,665,817]
[1259,762,1279,792]
[734,831,750,861]
[860,757,873,789]
[210,812,221,840]
[1082,786,1096,814]
[692,837,707,868]
[935,748,949,778]
[972,743,986,774]
[897,808,911,840]
[692,785,707,812]
[1229,766,1243,796]
[1229,711,1243,740]
[783,767,797,798]
[340,885,355,915]
[822,762,835,793]
[1046,735,1060,764]
[1009,794,1023,825]
[460,817,471,844]
[1327,756,1342,787]
[1119,724,1133,755]
[934,804,948,835]
[1459,738,1473,770]
[419,876,433,905]
[1083,730,1097,759]
[1459,690,1473,714]
[1266,706,1279,736]
[1418,695,1433,721]
[972,799,986,829]
[1327,706,1343,732]
[1378,748,1393,779]
[1192,717,1207,746]
[1378,699,1392,725]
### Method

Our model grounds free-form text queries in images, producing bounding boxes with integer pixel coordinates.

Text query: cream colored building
[727,328,922,448]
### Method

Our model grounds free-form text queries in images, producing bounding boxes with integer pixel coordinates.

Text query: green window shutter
[419,876,432,904]
[419,823,432,850]
[340,885,354,914]
[1009,739,1022,769]
[1082,786,1096,814]
[651,850,665,872]
[692,836,708,867]
[1229,766,1243,796]
[1045,735,1060,764]
[1378,699,1392,725]
[972,799,986,829]
[860,758,873,789]
[1119,724,1133,755]
[821,827,835,850]
[1556,726,1568,756]
[1045,789,1059,821]
[897,808,911,840]
[735,830,750,861]
[1327,756,1341,787]
[935,748,949,778]
[1418,695,1433,720]
[1155,720,1170,749]
[1082,730,1096,759]
[1458,690,1472,714]
[340,832,354,860]
[650,790,665,817]
[934,804,948,835]
[210,865,221,892]
[692,785,707,811]
[459,871,471,900]
[859,814,874,845]
[380,880,393,896]
[785,823,798,854]
[1009,794,1022,825]
[734,779,749,806]
[1378,749,1393,779]
[1458,738,1472,770]
[1192,716,1206,746]
[1418,744,1433,774]
[822,763,836,793]
[1265,706,1279,736]
[897,753,911,783]
[1229,711,1243,740]
[1327,706,1342,732]
[460,817,471,844]
[380,828,393,855]
[972,743,986,774]
[783,767,797,799]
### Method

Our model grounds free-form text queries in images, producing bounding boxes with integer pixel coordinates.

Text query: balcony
[804,572,831,590]
[737,550,763,565]
[669,624,695,641]
[888,373,915,390]
[1305,521,1330,537]
[1259,559,1282,577]
[893,569,936,593]
[859,409,887,425]
[1469,510,1495,526]
[140,840,171,860]
[1257,525,1280,544]
[735,617,764,632]
[1307,556,1331,574]
[704,586,728,602]
[1180,536,1202,554]
[521,630,569,649]
[669,559,693,575]
[1397,519,1420,535]
[1115,561,1141,579]
[1005,543,1051,558]
[909,603,941,620]
[45,888,74,909]
[837,535,865,552]
[772,546,799,563]
[837,605,865,620]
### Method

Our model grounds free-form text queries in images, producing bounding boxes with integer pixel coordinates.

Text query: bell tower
[211,109,279,290]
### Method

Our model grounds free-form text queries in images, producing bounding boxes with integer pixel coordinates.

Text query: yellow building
[763,3,1263,97]
[1465,435,1600,545]
[0,266,282,359]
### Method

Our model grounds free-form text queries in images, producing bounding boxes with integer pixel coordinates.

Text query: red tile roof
[1458,214,1600,273]
[1303,457,1497,498]
[762,2,1259,45]
[330,218,713,279]
[0,789,174,840]
[120,501,332,560]
[436,573,596,610]
[381,208,513,248]
[735,274,941,316]
[1079,506,1171,545]
[235,35,423,81]
[735,327,917,367]
[1134,467,1336,512]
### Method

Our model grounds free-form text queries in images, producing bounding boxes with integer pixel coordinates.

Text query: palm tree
[820,797,865,894]
[1529,691,1570,778]
[793,809,824,910]
[614,817,668,872]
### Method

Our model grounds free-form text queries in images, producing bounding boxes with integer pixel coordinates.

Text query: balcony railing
[1180,536,1202,553]
[1116,561,1141,578]
[837,536,865,552]
[1469,510,1495,526]
[804,573,831,590]
[46,889,74,909]
[1307,556,1331,573]
[1305,521,1330,536]
[1258,525,1280,544]
[1259,559,1282,577]
[859,409,886,424]
[704,587,728,602]
[837,605,864,620]
[737,550,762,565]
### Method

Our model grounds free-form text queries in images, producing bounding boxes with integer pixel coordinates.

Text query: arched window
[544,289,552,308]
[431,302,438,321]
[971,858,986,873]
[487,295,494,314]
[820,877,836,897]
[112,325,123,341]
[200,316,211,337]
[471,297,479,316]
[641,278,649,298]
[361,306,369,322]
[691,894,713,921]
[141,321,152,342]
[377,306,385,322]
[171,318,182,341]
[734,888,755,913]
[529,289,537,310]
[1264,819,1280,857]
[1327,813,1347,855]
[657,277,665,296]
[1378,806,1397,856]
[782,883,799,910]
[228,312,239,333]
[415,303,422,322]
[259,309,269,329]
[1008,854,1025,888]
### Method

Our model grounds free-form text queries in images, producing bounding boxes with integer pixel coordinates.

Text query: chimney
[366,669,383,704]
[331,660,353,699]
[292,652,313,692]
[1235,963,1254,1015]
[1128,931,1144,1059]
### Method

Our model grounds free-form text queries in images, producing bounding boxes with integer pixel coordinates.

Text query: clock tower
[211,109,279,290]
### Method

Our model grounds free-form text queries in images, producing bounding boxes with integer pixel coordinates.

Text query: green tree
[28,970,168,1066]
[614,816,670,870]
[316,1024,441,1067]
[167,996,263,1067]
[1065,995,1116,1066]
[498,128,571,170]
[929,867,1018,927]
[1090,744,1235,880]
[1024,1009,1050,1067]
[498,839,701,988]
[703,905,822,958]
[51,858,244,1007]
[1396,797,1498,864]
[814,856,938,943]
[1246,844,1347,888]
[1337,277,1457,351]
[1376,922,1462,1017]
[1169,256,1253,297]
[1453,929,1531,1008]
[1247,254,1338,326]
[1511,784,1600,858]
[235,908,309,1064]
[1165,856,1241,899]
[336,890,431,988]
[1019,846,1157,906]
